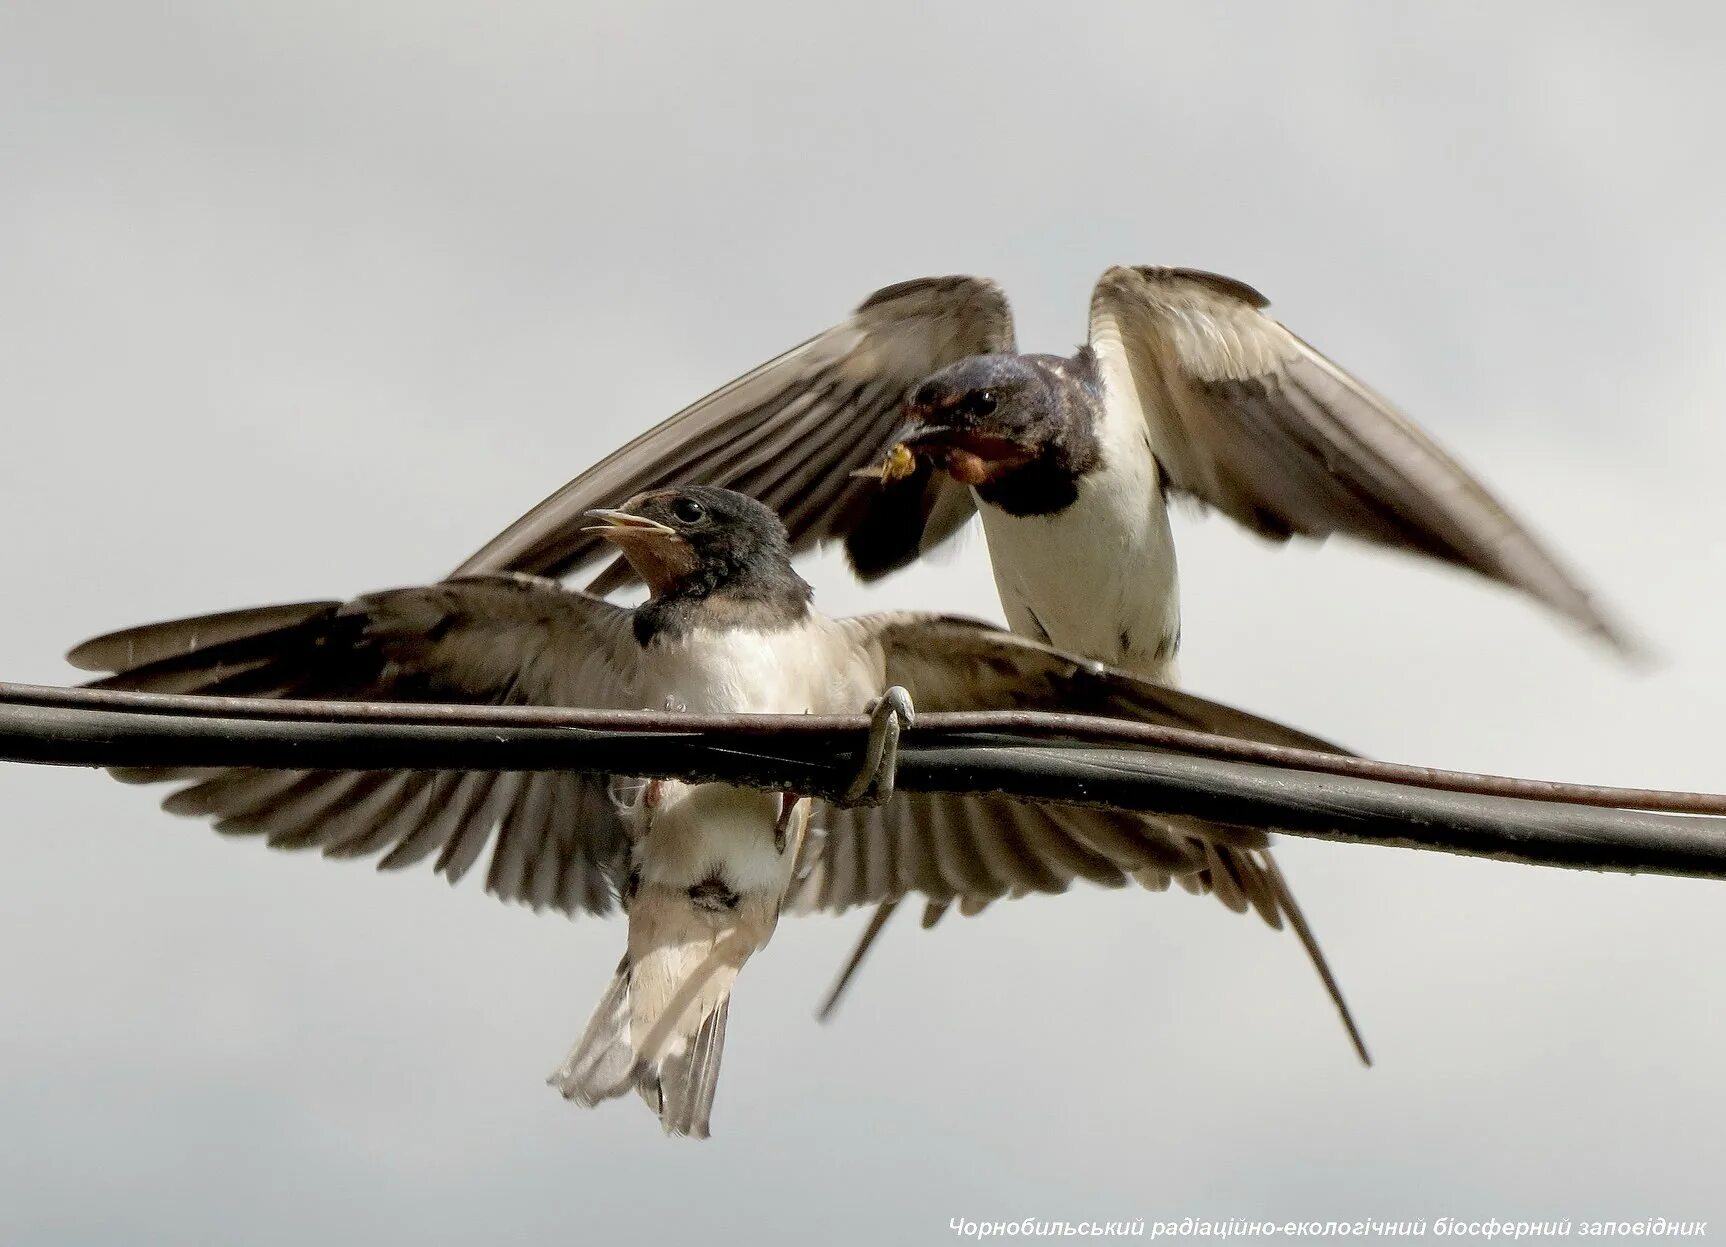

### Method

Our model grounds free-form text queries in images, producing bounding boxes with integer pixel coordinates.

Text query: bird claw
[773,791,803,853]
[841,686,915,807]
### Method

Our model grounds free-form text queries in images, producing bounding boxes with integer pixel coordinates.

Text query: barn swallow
[71,487,1368,1137]
[451,266,1634,1015]
[454,266,1632,676]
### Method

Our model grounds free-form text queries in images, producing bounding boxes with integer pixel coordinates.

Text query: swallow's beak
[582,508,678,539]
[582,507,694,593]
[847,409,958,483]
[894,418,949,454]
[880,421,1035,488]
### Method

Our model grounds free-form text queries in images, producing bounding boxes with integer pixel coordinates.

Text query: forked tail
[549,893,757,1138]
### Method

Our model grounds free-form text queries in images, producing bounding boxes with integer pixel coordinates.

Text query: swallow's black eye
[970,390,998,417]
[671,497,707,525]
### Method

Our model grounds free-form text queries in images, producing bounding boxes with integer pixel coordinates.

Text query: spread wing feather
[70,576,641,916]
[793,612,1337,915]
[452,277,1015,589]
[797,614,1368,1062]
[1088,265,1630,652]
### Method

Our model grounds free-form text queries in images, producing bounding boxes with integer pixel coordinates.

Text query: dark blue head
[900,354,1074,487]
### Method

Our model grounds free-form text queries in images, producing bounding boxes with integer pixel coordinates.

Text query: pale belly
[636,621,879,718]
[635,782,796,893]
[631,620,882,891]
[977,447,1183,684]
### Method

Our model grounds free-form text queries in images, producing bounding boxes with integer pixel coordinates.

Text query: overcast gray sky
[3,2,1724,1243]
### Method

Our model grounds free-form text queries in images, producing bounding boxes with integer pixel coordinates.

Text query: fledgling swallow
[71,487,1370,1137]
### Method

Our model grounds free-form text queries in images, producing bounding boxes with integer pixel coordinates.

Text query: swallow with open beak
[71,487,1371,1137]
[456,266,1634,676]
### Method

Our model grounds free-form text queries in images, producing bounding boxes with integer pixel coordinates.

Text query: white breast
[977,387,1182,683]
[636,618,881,717]
[630,617,883,891]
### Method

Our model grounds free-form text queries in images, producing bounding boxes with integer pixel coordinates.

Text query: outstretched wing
[68,575,643,916]
[453,276,1014,590]
[792,614,1368,1063]
[1088,265,1631,653]
[792,613,1342,914]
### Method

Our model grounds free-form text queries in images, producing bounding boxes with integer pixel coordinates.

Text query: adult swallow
[71,487,1368,1137]
[457,266,1632,676]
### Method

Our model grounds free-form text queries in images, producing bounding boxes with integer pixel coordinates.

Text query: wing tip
[1258,851,1372,1068]
[1586,612,1657,670]
[65,600,341,674]
[1097,264,1271,309]
[64,639,114,673]
[1521,574,1649,669]
[856,274,998,314]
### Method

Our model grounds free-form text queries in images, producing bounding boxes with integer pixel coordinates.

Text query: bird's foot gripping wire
[772,791,803,855]
[840,686,915,807]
